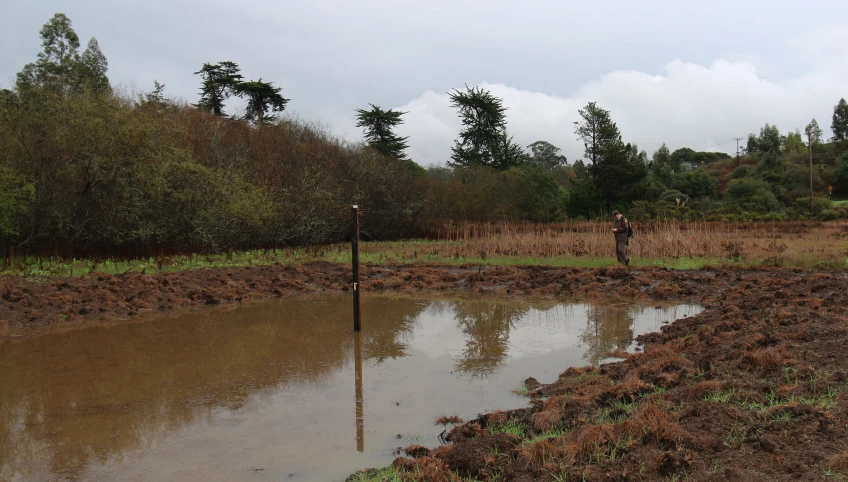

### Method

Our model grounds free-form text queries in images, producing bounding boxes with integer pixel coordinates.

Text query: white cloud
[373,28,848,167]
[5,3,846,169]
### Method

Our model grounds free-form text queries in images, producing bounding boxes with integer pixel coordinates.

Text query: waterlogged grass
[3,224,847,279]
[346,466,408,482]
[0,248,675,279]
[347,465,487,482]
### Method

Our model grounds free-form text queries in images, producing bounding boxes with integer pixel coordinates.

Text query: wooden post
[352,205,361,332]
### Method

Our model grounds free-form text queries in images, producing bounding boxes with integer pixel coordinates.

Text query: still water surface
[0,294,702,482]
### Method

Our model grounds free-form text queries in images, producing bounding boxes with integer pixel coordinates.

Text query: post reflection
[354,332,364,453]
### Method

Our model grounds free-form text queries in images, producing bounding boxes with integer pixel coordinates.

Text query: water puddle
[0,294,702,481]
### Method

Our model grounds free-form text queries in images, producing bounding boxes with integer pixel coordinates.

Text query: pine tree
[77,37,110,92]
[832,98,848,147]
[573,102,620,181]
[650,143,673,185]
[492,132,526,171]
[448,85,522,170]
[194,61,244,116]
[574,102,647,207]
[355,104,410,160]
[236,79,289,125]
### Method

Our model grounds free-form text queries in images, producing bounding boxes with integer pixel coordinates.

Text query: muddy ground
[2,263,848,480]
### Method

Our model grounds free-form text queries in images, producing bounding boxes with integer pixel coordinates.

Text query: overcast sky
[2,0,847,166]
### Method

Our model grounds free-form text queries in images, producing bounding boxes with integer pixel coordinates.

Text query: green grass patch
[704,388,736,404]
[738,389,794,412]
[593,400,637,425]
[3,234,843,280]
[801,388,840,411]
[736,387,840,413]
[573,370,601,384]
[488,420,528,438]
[346,466,408,482]
[512,382,530,396]
[522,429,569,446]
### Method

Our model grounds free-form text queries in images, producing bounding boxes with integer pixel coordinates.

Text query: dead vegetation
[435,415,465,426]
[364,219,848,267]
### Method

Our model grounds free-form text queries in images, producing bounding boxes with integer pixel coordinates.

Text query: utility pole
[805,119,822,218]
[734,137,743,167]
[808,138,814,218]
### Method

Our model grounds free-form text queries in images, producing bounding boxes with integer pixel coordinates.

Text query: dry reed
[365,220,848,265]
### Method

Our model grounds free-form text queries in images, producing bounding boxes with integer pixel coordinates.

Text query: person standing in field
[611,210,630,266]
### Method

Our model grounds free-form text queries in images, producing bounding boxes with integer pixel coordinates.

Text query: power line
[699,138,738,150]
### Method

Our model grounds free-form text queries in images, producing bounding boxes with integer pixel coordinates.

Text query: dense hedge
[0,88,424,257]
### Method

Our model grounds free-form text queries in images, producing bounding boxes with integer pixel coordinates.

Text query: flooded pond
[0,294,702,481]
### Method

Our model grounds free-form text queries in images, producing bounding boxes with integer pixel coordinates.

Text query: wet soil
[0,263,811,329]
[2,263,848,480]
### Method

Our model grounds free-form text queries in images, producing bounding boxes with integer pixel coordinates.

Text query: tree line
[2,13,848,259]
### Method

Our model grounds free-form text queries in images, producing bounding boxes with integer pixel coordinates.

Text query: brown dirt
[0,262,747,328]
[3,263,848,480]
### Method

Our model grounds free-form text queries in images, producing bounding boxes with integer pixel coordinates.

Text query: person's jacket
[613,216,629,243]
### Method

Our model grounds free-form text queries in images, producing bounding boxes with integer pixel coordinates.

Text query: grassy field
[1,220,846,279]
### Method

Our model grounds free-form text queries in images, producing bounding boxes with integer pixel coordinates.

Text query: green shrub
[659,189,689,203]
[794,196,832,217]
[722,179,782,214]
[730,165,752,179]
[0,166,34,238]
[671,169,719,197]
[816,209,842,221]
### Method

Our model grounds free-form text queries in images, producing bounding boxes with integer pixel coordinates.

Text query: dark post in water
[354,332,364,452]
[352,205,361,332]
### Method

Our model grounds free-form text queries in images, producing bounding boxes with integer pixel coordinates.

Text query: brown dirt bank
[0,262,829,329]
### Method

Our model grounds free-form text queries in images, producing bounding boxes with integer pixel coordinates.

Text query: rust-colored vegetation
[350,264,848,481]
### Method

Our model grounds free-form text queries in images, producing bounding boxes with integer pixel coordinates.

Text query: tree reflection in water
[0,295,431,481]
[450,299,642,375]
[0,293,693,482]
[452,299,529,377]
[360,299,428,364]
[580,304,636,366]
